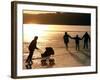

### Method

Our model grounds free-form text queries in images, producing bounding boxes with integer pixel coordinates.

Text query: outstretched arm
[71,37,75,39]
[79,37,82,40]
[35,43,39,50]
[69,35,72,39]
[69,35,74,39]
[36,46,39,50]
[82,34,85,40]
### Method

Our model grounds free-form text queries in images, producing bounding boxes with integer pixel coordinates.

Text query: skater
[26,36,39,64]
[63,32,72,50]
[82,32,90,49]
[72,35,82,51]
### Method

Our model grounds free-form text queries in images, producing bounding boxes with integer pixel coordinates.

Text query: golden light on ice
[24,24,90,42]
[24,24,49,42]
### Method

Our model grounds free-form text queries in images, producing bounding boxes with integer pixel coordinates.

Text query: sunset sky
[23,10,91,25]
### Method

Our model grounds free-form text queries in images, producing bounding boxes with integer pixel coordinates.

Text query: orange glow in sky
[23,10,56,14]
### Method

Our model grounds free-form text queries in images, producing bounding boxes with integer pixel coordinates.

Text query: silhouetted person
[82,32,90,49]
[63,32,72,50]
[72,35,82,51]
[26,36,39,64]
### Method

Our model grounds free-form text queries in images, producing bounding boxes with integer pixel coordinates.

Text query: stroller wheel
[41,60,47,66]
[49,59,55,66]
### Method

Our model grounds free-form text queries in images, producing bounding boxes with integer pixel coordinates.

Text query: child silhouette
[72,35,82,51]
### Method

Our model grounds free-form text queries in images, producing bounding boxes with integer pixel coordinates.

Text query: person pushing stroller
[26,36,39,64]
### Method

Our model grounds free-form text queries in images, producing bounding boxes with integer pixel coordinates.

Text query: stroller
[41,47,55,66]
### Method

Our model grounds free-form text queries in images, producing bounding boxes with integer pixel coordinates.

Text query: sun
[23,24,49,42]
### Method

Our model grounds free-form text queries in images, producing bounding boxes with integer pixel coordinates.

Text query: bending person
[26,36,39,64]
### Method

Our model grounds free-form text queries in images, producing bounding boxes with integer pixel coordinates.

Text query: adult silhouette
[72,35,82,51]
[63,32,71,50]
[82,32,90,49]
[26,36,39,64]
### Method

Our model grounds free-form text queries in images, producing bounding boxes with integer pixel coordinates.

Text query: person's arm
[79,37,82,40]
[68,35,72,39]
[35,45,39,50]
[82,34,85,40]
[36,47,39,49]
[71,37,75,39]
[35,42,39,50]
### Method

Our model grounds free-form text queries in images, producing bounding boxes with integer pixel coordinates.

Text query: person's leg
[86,42,88,49]
[26,54,30,63]
[65,42,68,50]
[66,43,68,50]
[78,43,80,51]
[26,51,33,63]
[84,41,85,49]
[76,44,77,50]
[29,50,34,62]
